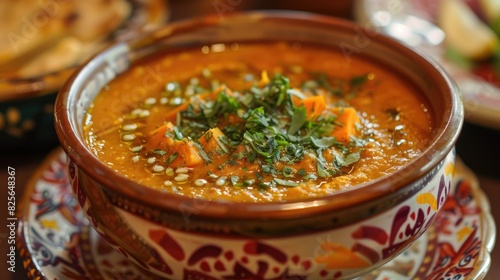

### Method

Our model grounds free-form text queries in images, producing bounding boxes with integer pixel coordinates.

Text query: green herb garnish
[154,71,366,188]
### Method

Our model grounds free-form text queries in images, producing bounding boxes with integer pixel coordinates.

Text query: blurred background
[1,0,498,279]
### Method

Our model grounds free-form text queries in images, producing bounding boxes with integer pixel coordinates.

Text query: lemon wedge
[480,0,500,23]
[439,0,499,60]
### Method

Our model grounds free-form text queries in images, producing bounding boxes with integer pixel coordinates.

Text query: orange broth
[83,42,434,202]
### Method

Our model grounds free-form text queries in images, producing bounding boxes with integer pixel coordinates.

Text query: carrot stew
[83,42,434,202]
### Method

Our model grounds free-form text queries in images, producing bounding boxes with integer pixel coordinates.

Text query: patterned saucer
[17,148,495,280]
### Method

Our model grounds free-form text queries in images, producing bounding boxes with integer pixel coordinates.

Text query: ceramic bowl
[55,11,463,279]
[0,0,169,149]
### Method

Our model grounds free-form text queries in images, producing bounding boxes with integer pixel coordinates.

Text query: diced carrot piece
[198,127,226,153]
[330,107,360,144]
[146,122,176,150]
[164,103,188,122]
[145,122,203,167]
[296,95,327,120]
[169,141,203,167]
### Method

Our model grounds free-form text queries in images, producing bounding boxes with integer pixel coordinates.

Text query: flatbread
[0,0,131,78]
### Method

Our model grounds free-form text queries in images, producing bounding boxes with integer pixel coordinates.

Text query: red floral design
[442,179,480,224]
[31,155,80,225]
[351,175,449,265]
[427,228,480,279]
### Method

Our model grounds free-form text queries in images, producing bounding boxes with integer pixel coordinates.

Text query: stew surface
[84,42,434,202]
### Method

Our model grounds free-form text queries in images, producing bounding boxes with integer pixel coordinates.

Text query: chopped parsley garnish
[141,71,366,188]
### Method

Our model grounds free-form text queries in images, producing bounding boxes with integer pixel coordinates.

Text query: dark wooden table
[1,1,499,279]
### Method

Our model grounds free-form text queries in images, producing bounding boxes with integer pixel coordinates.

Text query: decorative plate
[17,148,496,279]
[354,0,500,130]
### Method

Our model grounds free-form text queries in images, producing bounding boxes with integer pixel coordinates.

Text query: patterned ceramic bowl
[0,0,169,149]
[55,12,463,279]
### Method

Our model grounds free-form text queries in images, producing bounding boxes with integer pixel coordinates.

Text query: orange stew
[84,42,434,202]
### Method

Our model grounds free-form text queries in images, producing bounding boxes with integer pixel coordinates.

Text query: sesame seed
[166,82,176,92]
[163,180,173,187]
[144,97,157,106]
[176,173,189,179]
[122,134,135,141]
[208,173,219,179]
[131,108,142,116]
[396,139,407,146]
[160,97,168,105]
[130,145,143,152]
[165,167,174,176]
[122,123,138,131]
[216,176,227,186]
[139,110,150,118]
[132,156,139,163]
[175,167,189,174]
[153,165,165,173]
[146,157,156,164]
[174,175,189,182]
[169,97,183,106]
[202,68,211,78]
[395,124,405,131]
[194,179,207,186]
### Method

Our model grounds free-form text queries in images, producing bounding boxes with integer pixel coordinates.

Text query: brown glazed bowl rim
[0,0,169,102]
[55,11,463,220]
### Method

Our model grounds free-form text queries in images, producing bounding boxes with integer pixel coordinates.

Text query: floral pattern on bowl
[17,148,495,280]
[68,150,455,279]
